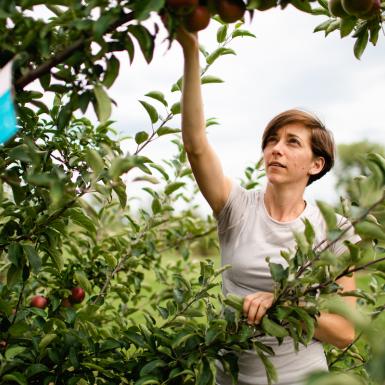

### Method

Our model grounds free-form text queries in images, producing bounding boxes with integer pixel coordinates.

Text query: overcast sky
[32,5,385,216]
[103,5,385,215]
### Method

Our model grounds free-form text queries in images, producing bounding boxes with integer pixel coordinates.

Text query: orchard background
[2,1,385,385]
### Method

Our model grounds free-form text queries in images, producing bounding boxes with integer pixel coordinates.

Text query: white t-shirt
[214,181,361,385]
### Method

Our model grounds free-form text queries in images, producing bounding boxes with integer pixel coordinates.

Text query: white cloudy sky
[31,5,385,216]
[104,6,385,215]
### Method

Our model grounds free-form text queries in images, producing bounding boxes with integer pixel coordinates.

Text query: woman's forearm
[313,312,355,349]
[181,45,207,155]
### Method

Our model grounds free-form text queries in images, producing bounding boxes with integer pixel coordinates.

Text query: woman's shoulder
[215,179,261,231]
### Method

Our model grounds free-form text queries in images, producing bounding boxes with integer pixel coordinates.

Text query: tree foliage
[1,1,385,385]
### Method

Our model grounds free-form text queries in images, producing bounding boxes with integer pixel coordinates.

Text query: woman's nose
[271,140,284,154]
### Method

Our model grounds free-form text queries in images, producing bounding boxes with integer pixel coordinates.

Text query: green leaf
[313,19,333,33]
[303,218,315,245]
[39,334,57,350]
[7,264,22,287]
[165,182,185,195]
[261,316,288,338]
[46,248,64,272]
[340,17,357,38]
[9,144,31,163]
[139,100,158,124]
[206,47,236,65]
[5,346,26,360]
[103,55,120,88]
[224,293,244,312]
[170,102,181,115]
[205,327,223,345]
[127,24,154,64]
[206,117,219,127]
[135,131,150,145]
[149,163,169,181]
[85,149,104,175]
[325,19,340,36]
[184,308,204,317]
[8,243,23,267]
[140,360,167,376]
[25,364,49,378]
[74,271,92,293]
[293,307,315,345]
[78,91,91,113]
[294,232,309,255]
[354,30,369,60]
[231,29,256,38]
[2,373,27,385]
[113,183,127,208]
[134,0,165,21]
[22,244,41,273]
[156,126,180,136]
[151,198,161,214]
[316,201,337,231]
[217,24,228,43]
[145,91,168,107]
[196,358,213,385]
[93,13,118,39]
[134,376,160,385]
[369,23,380,46]
[269,263,288,286]
[57,104,72,130]
[94,85,112,122]
[355,221,385,241]
[290,0,312,13]
[171,331,194,349]
[201,75,224,84]
[125,330,145,347]
[67,208,96,233]
[255,348,277,385]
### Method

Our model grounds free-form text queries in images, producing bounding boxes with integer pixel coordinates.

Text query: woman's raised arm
[177,28,232,215]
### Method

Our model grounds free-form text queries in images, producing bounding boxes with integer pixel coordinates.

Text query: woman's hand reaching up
[175,26,199,53]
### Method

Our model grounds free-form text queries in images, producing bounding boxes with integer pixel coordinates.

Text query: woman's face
[263,123,325,187]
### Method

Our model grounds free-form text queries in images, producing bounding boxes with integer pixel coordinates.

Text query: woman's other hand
[243,292,274,325]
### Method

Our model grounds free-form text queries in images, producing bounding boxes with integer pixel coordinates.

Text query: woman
[176,27,361,385]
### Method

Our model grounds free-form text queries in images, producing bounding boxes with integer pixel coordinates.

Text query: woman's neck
[264,183,307,222]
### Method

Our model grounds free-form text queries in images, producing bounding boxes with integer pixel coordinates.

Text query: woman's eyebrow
[287,133,302,141]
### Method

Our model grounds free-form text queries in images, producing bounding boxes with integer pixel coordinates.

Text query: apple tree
[1,1,385,385]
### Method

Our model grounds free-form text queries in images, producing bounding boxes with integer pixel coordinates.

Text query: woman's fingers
[243,292,274,325]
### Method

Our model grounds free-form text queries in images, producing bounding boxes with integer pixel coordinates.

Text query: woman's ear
[309,156,325,175]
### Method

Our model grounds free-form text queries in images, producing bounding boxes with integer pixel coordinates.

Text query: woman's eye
[289,139,299,145]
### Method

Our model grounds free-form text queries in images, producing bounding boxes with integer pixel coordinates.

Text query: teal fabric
[0,89,17,144]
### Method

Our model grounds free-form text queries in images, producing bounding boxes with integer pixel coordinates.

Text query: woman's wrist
[182,43,200,57]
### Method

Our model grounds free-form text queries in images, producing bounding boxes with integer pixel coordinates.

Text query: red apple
[30,295,48,309]
[360,0,381,19]
[328,0,349,17]
[217,0,246,23]
[341,0,374,16]
[61,298,72,308]
[184,5,211,31]
[69,287,85,304]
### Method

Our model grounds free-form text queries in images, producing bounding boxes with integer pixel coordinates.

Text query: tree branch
[15,11,135,90]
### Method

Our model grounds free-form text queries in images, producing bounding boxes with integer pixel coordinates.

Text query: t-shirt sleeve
[213,179,251,234]
[331,215,361,256]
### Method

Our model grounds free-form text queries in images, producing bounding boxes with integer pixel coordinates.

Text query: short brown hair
[261,109,335,186]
